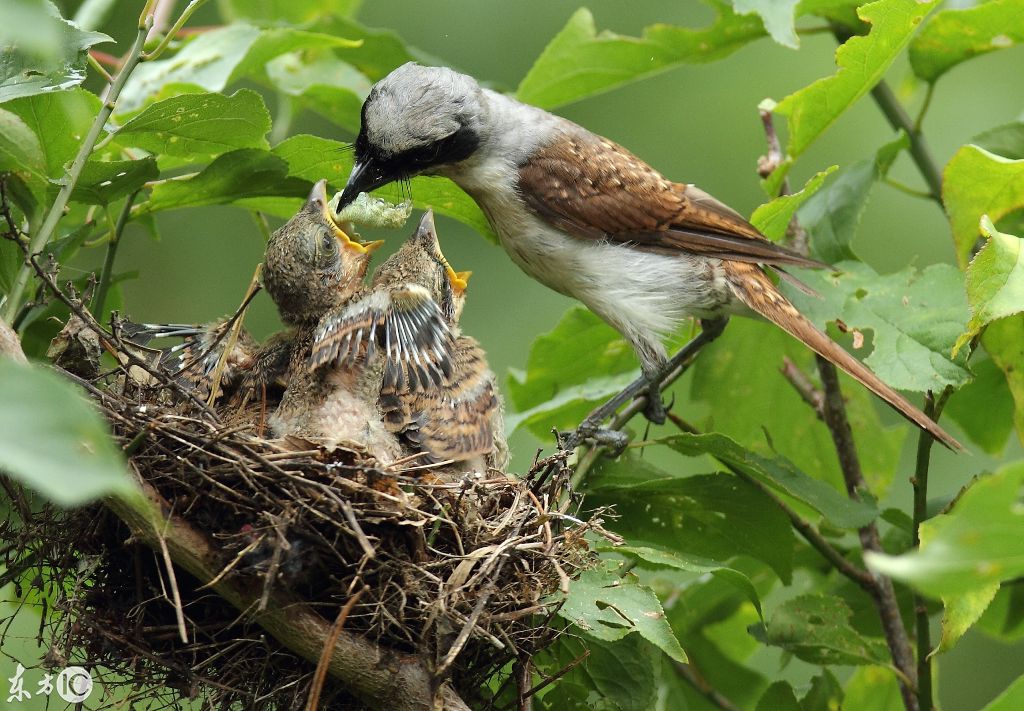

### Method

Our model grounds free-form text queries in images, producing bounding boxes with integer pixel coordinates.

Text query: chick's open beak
[308,179,383,254]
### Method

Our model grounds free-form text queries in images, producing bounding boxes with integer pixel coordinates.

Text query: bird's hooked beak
[416,210,471,293]
[338,158,392,212]
[308,179,383,254]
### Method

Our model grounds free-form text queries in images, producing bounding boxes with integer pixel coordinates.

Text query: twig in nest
[156,523,189,644]
[207,262,262,407]
[258,511,293,613]
[305,585,367,711]
[340,500,376,560]
[197,534,267,591]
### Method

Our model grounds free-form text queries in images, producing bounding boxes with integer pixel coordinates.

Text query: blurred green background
[2,1,1023,708]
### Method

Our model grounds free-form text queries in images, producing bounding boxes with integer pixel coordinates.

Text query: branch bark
[104,477,470,710]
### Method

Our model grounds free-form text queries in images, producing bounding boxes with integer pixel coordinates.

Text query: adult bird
[336,62,960,451]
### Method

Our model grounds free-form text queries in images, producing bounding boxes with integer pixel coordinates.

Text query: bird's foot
[641,382,667,425]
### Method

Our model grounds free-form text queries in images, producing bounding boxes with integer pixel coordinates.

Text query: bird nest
[1,310,608,710]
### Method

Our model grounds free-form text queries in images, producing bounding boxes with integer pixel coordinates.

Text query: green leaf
[557,566,687,663]
[733,0,799,48]
[116,89,271,158]
[4,88,101,189]
[982,673,1024,711]
[945,357,1016,455]
[977,582,1024,642]
[954,217,1024,354]
[974,122,1024,161]
[843,667,903,711]
[516,6,765,109]
[0,359,137,506]
[750,166,837,240]
[944,145,1024,268]
[507,306,637,436]
[785,261,972,392]
[799,132,909,264]
[756,682,803,711]
[772,0,938,166]
[270,134,496,240]
[588,460,795,583]
[0,0,111,102]
[142,148,305,213]
[118,25,358,113]
[315,17,419,82]
[866,461,1024,597]
[610,544,763,621]
[984,316,1024,445]
[664,431,877,529]
[690,318,905,498]
[909,0,1024,83]
[802,670,844,711]
[219,0,363,24]
[750,593,890,666]
[264,51,368,133]
[934,583,1000,656]
[71,157,158,205]
[0,106,45,182]
[535,634,656,711]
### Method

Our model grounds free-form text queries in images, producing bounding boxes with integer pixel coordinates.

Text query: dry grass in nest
[1,308,611,710]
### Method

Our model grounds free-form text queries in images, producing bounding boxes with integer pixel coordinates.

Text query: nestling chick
[260,180,397,458]
[312,210,507,472]
[119,318,260,400]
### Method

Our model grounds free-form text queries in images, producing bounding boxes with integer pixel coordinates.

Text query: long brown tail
[725,262,963,451]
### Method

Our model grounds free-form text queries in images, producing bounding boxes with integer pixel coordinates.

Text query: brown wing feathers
[518,130,826,269]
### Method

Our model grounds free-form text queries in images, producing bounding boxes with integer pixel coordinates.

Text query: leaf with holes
[909,0,1024,82]
[556,566,687,663]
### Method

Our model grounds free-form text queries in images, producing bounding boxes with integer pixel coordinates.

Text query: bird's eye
[321,232,336,252]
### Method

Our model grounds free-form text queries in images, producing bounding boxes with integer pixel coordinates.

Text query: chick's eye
[321,232,336,251]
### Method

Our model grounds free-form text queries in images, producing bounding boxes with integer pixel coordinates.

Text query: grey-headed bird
[336,62,960,450]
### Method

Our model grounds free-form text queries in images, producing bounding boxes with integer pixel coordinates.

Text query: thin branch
[884,178,934,200]
[672,662,744,711]
[92,190,140,316]
[816,356,919,711]
[142,0,211,61]
[762,103,919,710]
[0,2,157,325]
[305,586,367,711]
[912,386,952,711]
[666,412,875,591]
[869,81,943,204]
[780,356,825,419]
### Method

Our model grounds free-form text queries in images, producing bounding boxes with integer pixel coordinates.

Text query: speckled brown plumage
[312,211,507,470]
[518,132,824,267]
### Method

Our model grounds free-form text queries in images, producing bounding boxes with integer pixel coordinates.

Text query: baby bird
[311,210,507,472]
[260,180,398,458]
[118,318,260,400]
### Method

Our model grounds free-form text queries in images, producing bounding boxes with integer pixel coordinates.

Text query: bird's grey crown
[362,62,485,157]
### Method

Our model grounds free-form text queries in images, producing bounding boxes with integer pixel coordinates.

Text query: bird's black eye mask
[357,123,480,180]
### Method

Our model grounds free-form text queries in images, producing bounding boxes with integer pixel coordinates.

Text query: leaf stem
[884,178,933,200]
[912,386,953,711]
[87,52,113,84]
[0,10,155,325]
[92,190,140,316]
[142,0,211,62]
[869,81,943,204]
[914,82,935,134]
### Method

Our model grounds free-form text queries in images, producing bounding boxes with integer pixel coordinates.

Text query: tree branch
[912,387,952,711]
[103,477,470,710]
[0,3,157,325]
[666,412,875,591]
[869,81,943,204]
[816,357,918,711]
